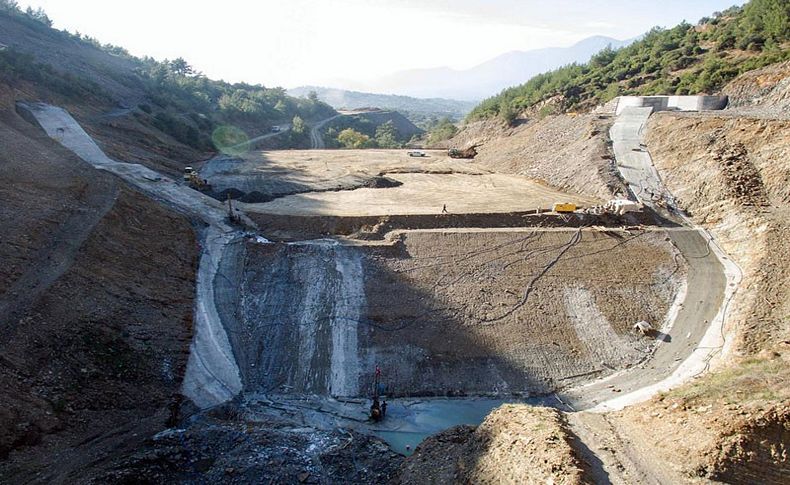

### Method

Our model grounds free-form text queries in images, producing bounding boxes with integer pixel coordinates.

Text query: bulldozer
[448,145,479,159]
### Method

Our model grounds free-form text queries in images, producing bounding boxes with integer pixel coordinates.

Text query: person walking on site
[441,204,448,214]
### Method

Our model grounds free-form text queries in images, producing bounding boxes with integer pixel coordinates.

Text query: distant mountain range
[328,36,631,101]
[288,87,476,121]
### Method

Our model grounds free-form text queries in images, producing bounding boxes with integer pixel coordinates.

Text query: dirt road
[19,102,247,409]
[231,123,291,151]
[310,114,341,149]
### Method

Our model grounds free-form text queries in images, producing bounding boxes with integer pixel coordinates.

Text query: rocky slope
[0,87,199,482]
[451,113,625,201]
[722,60,790,117]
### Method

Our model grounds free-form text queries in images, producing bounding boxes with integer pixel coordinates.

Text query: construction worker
[441,204,448,214]
[381,400,387,418]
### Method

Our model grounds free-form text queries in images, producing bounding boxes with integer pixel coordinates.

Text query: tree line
[469,0,790,123]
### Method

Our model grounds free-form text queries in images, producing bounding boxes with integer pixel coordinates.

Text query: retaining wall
[615,95,728,115]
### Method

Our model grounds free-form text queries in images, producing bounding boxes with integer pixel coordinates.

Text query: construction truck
[448,145,479,159]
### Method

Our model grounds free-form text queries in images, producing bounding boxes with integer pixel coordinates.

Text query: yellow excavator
[183,166,208,190]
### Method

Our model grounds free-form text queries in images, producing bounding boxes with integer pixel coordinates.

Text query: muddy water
[373,399,511,455]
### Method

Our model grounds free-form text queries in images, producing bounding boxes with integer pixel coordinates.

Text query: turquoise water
[370,398,520,455]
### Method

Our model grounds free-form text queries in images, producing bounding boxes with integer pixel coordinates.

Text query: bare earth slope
[451,114,626,200]
[0,89,198,482]
[399,405,589,484]
[722,60,790,117]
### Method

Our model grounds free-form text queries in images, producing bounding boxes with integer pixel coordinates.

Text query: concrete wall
[615,95,728,115]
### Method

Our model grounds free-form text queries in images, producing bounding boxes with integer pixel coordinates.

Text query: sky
[17,0,746,88]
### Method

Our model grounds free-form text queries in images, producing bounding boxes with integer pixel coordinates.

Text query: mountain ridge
[337,35,630,101]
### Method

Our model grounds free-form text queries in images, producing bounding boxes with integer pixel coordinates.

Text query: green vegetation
[662,355,790,406]
[136,57,335,149]
[425,117,459,145]
[1,1,51,26]
[469,0,790,120]
[337,128,372,149]
[0,48,108,101]
[323,112,419,148]
[374,121,400,148]
[0,2,336,151]
[288,86,475,125]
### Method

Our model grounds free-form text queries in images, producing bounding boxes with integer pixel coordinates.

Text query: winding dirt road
[309,114,341,149]
[564,105,741,412]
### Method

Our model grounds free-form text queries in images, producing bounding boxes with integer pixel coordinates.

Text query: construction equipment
[633,320,654,336]
[582,199,642,216]
[604,199,641,215]
[184,166,209,190]
[553,202,577,213]
[369,366,385,422]
[448,145,479,159]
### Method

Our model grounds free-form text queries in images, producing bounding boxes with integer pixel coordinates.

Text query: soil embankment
[452,113,626,200]
[399,404,589,484]
[234,229,683,399]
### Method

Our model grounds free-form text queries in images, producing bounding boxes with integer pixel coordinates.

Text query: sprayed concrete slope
[18,103,244,408]
[568,104,741,412]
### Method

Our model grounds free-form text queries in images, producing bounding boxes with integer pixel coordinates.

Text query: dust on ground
[199,148,483,202]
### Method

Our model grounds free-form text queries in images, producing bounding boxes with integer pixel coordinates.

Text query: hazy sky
[17,0,745,88]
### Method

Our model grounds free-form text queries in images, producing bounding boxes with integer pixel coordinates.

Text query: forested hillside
[469,0,790,121]
[0,1,334,151]
[289,86,475,125]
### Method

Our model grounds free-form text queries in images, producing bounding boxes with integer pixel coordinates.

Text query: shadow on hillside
[225,240,545,398]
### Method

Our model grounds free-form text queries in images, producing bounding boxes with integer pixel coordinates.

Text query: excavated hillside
[0,87,198,481]
[612,91,790,482]
[722,60,790,117]
[451,113,626,201]
[233,230,683,398]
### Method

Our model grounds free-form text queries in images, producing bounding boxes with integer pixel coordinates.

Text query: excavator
[369,365,387,422]
[448,144,479,159]
[183,166,209,190]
